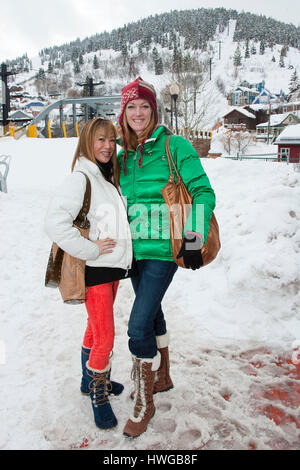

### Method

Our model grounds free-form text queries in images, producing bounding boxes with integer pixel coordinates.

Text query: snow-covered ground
[0,136,300,450]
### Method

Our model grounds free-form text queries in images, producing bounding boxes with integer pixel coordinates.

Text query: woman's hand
[177,232,203,270]
[93,238,116,255]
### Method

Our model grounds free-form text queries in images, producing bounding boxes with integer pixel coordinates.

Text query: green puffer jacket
[117,125,216,262]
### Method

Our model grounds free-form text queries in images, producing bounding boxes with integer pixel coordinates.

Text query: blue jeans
[128,259,178,358]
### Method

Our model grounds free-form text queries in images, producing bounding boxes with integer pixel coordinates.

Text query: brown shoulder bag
[161,135,221,268]
[45,172,91,304]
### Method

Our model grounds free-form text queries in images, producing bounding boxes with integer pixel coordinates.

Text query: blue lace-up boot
[80,347,124,396]
[87,367,118,429]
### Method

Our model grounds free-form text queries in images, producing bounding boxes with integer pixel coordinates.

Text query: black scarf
[96,159,113,183]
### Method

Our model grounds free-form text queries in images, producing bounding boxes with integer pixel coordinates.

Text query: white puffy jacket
[44,157,133,270]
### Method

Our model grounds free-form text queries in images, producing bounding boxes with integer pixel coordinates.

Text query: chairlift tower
[76,77,105,119]
[1,64,15,127]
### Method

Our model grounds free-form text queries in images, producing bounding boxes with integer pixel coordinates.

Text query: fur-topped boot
[153,332,174,393]
[130,332,173,399]
[123,353,160,438]
[81,346,124,396]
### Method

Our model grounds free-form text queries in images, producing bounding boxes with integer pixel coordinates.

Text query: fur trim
[86,360,111,374]
[135,351,161,371]
[156,332,170,349]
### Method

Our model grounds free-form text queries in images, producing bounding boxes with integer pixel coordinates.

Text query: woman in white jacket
[45,118,135,430]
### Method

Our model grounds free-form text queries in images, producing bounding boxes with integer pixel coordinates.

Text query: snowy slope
[0,137,300,450]
[210,19,299,96]
[9,18,300,131]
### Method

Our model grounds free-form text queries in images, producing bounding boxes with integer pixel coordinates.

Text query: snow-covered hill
[9,19,300,130]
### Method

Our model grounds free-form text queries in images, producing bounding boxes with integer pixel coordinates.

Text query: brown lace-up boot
[130,333,173,399]
[123,353,160,438]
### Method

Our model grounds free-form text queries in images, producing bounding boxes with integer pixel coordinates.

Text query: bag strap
[165,135,182,183]
[73,171,91,229]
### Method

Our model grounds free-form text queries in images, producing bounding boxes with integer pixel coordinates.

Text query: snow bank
[0,137,300,450]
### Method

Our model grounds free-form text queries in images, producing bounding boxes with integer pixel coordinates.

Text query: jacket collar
[140,125,172,151]
[148,125,172,141]
[75,156,102,177]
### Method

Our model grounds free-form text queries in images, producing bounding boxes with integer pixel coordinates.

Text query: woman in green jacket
[117,77,216,438]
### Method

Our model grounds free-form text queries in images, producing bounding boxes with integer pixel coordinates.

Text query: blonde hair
[71,118,119,186]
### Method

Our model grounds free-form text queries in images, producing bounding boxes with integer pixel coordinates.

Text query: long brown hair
[71,117,119,186]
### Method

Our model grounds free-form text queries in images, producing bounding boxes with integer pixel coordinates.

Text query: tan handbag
[161,136,221,268]
[45,172,91,304]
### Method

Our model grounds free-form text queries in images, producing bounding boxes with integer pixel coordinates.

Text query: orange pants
[83,281,119,372]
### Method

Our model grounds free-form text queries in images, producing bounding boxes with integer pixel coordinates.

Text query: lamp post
[267,94,271,144]
[170,82,179,135]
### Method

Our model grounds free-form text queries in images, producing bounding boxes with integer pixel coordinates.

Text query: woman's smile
[125,99,152,136]
[93,130,116,163]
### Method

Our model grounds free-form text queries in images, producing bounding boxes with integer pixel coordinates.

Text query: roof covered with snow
[274,124,300,144]
[8,110,33,120]
[223,107,256,119]
[257,112,299,128]
[235,86,259,93]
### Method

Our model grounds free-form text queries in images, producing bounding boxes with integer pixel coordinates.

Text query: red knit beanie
[119,77,158,174]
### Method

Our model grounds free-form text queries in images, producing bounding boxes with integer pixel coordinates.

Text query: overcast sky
[1,0,300,62]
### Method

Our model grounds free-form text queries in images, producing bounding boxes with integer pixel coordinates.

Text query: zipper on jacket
[132,150,137,199]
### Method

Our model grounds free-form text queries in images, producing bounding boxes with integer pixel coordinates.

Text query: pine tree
[152,47,158,64]
[251,44,257,55]
[138,41,143,56]
[183,52,192,71]
[152,47,163,75]
[184,35,191,50]
[279,56,285,68]
[93,54,99,69]
[156,57,164,75]
[73,61,80,74]
[172,43,182,73]
[83,76,91,97]
[280,45,289,58]
[36,68,46,80]
[121,42,128,66]
[161,34,167,49]
[234,45,242,66]
[279,45,287,68]
[143,31,152,51]
[245,39,250,58]
[287,69,299,101]
[71,48,79,62]
[259,40,265,55]
[268,38,274,50]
